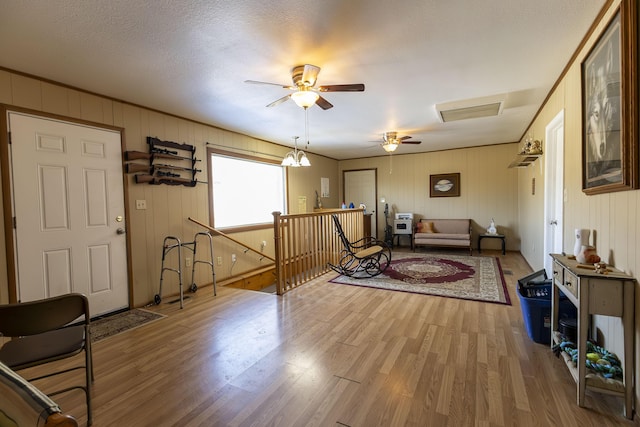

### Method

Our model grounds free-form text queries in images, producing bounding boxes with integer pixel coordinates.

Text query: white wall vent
[435,94,505,123]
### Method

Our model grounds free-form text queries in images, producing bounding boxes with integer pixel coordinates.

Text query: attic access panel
[436,94,505,123]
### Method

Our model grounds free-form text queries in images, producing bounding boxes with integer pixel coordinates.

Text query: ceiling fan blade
[245,80,294,89]
[318,84,365,92]
[401,140,422,144]
[266,94,291,107]
[315,96,334,110]
[398,136,412,141]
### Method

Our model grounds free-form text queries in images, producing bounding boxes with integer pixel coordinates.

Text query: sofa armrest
[0,361,78,427]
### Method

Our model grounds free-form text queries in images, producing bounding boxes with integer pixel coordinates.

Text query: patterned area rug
[91,308,166,342]
[329,252,511,305]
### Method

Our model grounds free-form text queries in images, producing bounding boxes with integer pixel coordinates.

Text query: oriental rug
[91,308,166,342]
[329,252,511,305]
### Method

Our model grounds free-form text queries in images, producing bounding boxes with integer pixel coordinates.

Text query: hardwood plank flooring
[20,250,640,426]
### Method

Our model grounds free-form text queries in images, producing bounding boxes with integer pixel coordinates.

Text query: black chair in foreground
[0,293,94,425]
[328,214,392,278]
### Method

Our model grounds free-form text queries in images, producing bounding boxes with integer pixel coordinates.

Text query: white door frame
[1,106,132,307]
[543,110,565,277]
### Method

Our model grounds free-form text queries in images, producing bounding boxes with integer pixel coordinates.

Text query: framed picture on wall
[581,1,638,194]
[430,173,460,197]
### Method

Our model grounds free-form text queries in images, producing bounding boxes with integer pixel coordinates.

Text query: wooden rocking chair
[328,214,392,278]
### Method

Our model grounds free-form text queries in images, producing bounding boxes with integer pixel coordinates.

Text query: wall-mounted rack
[124,137,201,187]
[508,153,542,168]
[509,137,543,168]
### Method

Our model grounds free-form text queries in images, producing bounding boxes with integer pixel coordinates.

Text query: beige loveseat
[413,218,472,254]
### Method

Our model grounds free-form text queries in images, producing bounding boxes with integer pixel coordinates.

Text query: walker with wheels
[155,232,216,308]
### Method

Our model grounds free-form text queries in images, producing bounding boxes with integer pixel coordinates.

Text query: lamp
[382,141,399,152]
[291,89,319,108]
[281,136,311,167]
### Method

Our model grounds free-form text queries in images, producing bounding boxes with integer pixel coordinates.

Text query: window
[208,149,287,229]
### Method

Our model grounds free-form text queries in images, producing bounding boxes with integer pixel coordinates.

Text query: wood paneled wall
[517,0,640,409]
[0,70,340,306]
[338,143,520,251]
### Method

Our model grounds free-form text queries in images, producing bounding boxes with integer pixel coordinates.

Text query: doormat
[330,252,511,305]
[91,308,166,342]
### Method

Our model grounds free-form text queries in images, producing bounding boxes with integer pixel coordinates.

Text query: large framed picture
[582,1,638,194]
[430,173,460,197]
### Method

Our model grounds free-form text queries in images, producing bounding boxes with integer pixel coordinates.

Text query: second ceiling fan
[245,64,365,110]
[381,132,422,152]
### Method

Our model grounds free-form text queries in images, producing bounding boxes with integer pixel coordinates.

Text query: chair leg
[85,346,93,425]
[86,326,95,382]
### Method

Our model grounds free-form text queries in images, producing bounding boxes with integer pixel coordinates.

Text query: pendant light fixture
[281,105,313,167]
[281,136,310,167]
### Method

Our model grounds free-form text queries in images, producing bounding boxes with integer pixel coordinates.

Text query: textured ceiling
[0,0,605,159]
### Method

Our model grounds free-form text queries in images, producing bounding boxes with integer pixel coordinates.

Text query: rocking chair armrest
[349,236,377,248]
[349,237,390,251]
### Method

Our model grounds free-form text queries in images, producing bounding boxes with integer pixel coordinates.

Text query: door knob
[116,228,126,235]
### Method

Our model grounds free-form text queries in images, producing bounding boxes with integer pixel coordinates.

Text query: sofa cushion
[414,237,470,247]
[415,232,470,240]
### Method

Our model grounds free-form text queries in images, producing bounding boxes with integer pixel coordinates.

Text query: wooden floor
[24,250,640,426]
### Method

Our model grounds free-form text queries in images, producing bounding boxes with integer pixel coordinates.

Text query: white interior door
[344,169,377,238]
[544,110,565,277]
[9,112,128,316]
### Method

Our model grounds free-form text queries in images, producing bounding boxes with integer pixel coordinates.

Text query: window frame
[207,147,288,233]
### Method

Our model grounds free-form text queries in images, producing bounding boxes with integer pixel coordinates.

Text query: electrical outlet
[216,256,222,266]
[231,254,236,263]
[135,199,147,210]
[185,257,192,267]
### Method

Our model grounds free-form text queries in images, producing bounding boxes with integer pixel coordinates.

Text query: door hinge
[12,217,16,229]
[7,131,11,144]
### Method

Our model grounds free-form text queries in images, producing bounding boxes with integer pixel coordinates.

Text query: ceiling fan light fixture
[291,90,319,108]
[382,142,399,152]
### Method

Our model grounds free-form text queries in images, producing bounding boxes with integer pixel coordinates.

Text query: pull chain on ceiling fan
[245,64,365,110]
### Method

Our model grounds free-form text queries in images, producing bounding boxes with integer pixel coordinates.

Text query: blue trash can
[518,270,576,344]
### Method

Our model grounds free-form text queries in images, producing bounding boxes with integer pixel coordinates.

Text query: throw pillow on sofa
[417,221,435,233]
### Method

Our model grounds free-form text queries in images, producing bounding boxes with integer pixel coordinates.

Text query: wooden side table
[550,254,635,419]
[477,233,505,255]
